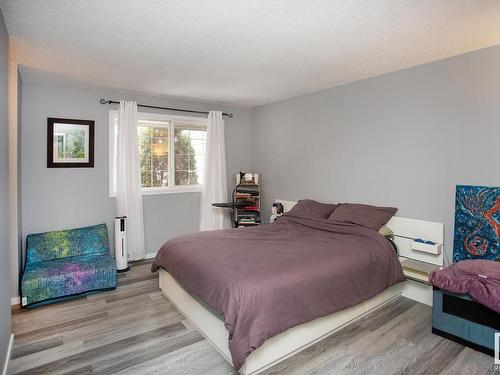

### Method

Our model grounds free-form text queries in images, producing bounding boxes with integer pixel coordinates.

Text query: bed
[152,200,440,374]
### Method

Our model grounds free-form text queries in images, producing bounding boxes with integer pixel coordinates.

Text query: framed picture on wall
[453,185,500,262]
[47,118,95,168]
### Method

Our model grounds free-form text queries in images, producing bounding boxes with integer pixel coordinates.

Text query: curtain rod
[99,99,234,118]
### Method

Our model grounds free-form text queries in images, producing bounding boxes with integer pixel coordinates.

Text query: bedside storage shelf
[233,173,261,228]
[399,256,441,306]
[400,257,440,285]
[411,241,443,255]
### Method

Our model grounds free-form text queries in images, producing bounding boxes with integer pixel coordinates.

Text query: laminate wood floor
[9,260,495,375]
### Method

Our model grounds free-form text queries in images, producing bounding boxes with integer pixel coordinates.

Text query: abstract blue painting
[453,185,500,262]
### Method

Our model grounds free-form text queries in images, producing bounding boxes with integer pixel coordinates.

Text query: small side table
[399,257,441,306]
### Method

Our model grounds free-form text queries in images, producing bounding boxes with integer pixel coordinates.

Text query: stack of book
[234,173,261,228]
[235,192,257,199]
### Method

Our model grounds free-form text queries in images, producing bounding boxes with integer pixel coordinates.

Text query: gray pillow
[285,199,339,219]
[328,203,397,230]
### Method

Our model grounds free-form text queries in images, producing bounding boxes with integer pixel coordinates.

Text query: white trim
[53,123,90,163]
[108,109,207,197]
[2,334,13,375]
[10,297,20,306]
[142,186,202,196]
[8,63,20,302]
[145,252,157,259]
[8,62,20,299]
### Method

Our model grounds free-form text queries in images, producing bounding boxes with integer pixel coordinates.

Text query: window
[109,111,207,195]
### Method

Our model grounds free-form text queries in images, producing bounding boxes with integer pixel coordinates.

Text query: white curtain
[116,100,146,260]
[200,111,231,231]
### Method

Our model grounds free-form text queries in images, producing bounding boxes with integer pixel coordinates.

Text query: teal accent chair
[21,223,117,308]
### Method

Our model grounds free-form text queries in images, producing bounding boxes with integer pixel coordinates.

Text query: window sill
[110,187,203,197]
[142,187,203,196]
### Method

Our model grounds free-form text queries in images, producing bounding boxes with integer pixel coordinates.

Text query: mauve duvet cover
[152,214,404,370]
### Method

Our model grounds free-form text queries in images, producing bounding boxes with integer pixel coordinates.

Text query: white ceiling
[2,1,500,107]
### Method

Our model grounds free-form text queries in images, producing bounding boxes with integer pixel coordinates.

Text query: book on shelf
[235,189,259,196]
[238,220,259,224]
[238,214,259,219]
[238,209,258,214]
[242,206,259,211]
[236,198,258,205]
[234,172,260,228]
[235,193,251,197]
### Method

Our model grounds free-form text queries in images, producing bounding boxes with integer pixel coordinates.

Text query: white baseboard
[129,252,156,262]
[2,334,13,375]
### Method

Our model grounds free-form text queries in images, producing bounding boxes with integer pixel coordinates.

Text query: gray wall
[18,42,500,291]
[21,82,252,267]
[252,45,500,264]
[0,9,12,369]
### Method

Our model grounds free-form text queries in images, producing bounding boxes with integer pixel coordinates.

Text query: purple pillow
[328,203,397,230]
[285,199,339,219]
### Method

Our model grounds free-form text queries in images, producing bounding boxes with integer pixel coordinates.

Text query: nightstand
[399,257,440,306]
[400,257,440,284]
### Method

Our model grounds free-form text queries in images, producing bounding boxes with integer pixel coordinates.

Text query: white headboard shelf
[274,199,444,267]
[386,216,444,266]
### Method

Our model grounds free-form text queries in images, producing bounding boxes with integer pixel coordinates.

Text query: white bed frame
[159,199,444,374]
